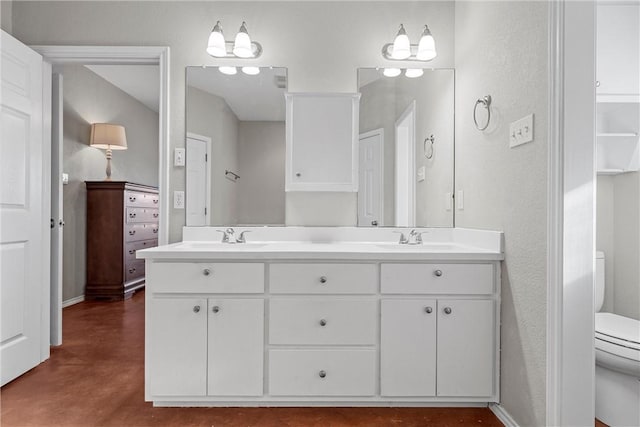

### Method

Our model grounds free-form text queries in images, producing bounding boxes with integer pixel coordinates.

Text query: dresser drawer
[148,262,264,293]
[381,263,494,294]
[126,207,159,223]
[126,239,157,263]
[125,223,159,242]
[125,190,159,208]
[270,263,377,294]
[125,259,145,282]
[269,298,376,345]
[269,349,376,396]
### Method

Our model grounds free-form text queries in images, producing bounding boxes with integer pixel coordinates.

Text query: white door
[186,135,209,226]
[50,73,63,346]
[358,129,383,226]
[1,31,47,385]
[395,101,416,227]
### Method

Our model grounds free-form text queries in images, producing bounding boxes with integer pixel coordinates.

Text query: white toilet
[595,251,640,427]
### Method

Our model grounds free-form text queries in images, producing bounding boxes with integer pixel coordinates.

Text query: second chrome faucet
[217,227,250,243]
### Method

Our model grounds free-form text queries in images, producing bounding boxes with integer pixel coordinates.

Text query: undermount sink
[173,242,266,250]
[374,243,464,251]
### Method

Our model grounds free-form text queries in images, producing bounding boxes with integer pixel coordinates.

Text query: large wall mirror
[185,66,288,226]
[358,68,455,228]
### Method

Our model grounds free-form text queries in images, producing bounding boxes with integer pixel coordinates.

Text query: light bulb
[233,21,254,58]
[206,21,227,57]
[219,66,237,75]
[241,66,260,75]
[405,68,424,78]
[383,68,401,77]
[391,24,411,60]
[416,25,437,61]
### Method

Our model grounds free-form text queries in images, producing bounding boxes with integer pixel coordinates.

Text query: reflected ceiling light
[219,66,237,75]
[206,20,263,59]
[383,68,401,77]
[241,66,260,75]
[405,68,424,78]
[382,23,437,63]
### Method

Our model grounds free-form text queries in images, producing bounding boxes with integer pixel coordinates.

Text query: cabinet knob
[193,305,201,313]
[319,319,327,326]
[296,172,301,177]
[212,306,220,313]
[203,268,211,276]
[319,276,327,284]
[434,269,443,277]
[318,370,327,378]
[596,80,601,88]
[425,306,433,314]
[444,307,452,315]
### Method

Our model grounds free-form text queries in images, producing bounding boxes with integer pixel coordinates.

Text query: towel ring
[424,134,435,159]
[473,95,492,131]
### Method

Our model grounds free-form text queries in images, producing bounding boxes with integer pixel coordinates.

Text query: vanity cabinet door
[285,93,360,192]
[380,299,437,397]
[436,299,495,397]
[208,298,264,396]
[148,297,207,396]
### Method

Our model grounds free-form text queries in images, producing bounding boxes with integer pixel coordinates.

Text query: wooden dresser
[86,181,159,300]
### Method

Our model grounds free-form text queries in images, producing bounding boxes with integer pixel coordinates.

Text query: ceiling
[85,64,160,113]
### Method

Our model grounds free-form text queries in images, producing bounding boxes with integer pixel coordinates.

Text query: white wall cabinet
[285,93,360,192]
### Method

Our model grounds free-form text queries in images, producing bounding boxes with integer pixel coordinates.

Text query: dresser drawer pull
[128,249,136,255]
[425,306,433,314]
[319,319,327,326]
[212,306,220,313]
[152,228,158,234]
[318,370,327,379]
[153,199,158,204]
[203,268,211,276]
[129,212,136,218]
[319,276,327,284]
[129,230,136,236]
[434,269,443,277]
[128,267,136,274]
[193,305,201,313]
[129,196,137,202]
[443,307,452,315]
[153,212,159,218]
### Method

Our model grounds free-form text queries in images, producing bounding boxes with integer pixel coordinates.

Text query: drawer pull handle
[434,269,443,277]
[129,196,136,202]
[203,268,211,276]
[444,307,452,315]
[152,228,158,234]
[129,230,136,235]
[128,267,136,274]
[153,213,159,218]
[319,276,327,284]
[193,305,201,313]
[212,306,220,313]
[319,319,327,326]
[425,306,433,314]
[153,199,158,204]
[129,213,136,218]
[129,249,135,255]
[318,370,326,378]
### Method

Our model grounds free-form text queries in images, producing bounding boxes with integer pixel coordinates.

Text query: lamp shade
[416,25,437,61]
[90,123,127,150]
[391,24,411,60]
[233,21,254,58]
[207,21,227,57]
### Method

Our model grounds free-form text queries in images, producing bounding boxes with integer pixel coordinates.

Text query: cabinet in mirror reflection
[358,68,454,228]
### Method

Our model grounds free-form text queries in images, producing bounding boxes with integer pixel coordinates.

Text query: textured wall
[454,2,548,425]
[60,64,159,301]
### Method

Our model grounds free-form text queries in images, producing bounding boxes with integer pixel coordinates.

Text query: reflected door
[186,134,210,226]
[358,129,383,226]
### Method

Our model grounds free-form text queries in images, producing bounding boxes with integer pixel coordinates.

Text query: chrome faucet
[216,227,250,243]
[395,229,427,245]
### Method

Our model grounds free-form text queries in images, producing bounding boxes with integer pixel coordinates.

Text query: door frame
[30,45,170,345]
[186,132,212,226]
[358,128,384,226]
[395,101,416,227]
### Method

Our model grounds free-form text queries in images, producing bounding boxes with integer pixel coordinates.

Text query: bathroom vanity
[139,227,503,407]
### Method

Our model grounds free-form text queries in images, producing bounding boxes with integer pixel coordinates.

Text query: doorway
[358,129,384,227]
[395,101,416,227]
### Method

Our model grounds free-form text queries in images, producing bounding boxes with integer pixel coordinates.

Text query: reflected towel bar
[225,170,240,181]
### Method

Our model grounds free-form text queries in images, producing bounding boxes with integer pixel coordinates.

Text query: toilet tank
[596,251,605,312]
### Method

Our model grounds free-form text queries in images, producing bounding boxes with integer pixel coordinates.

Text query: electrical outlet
[174,148,185,167]
[173,191,185,209]
[417,166,426,182]
[509,114,534,148]
[62,173,69,185]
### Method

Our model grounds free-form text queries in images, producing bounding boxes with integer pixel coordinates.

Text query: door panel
[186,136,207,226]
[358,130,383,226]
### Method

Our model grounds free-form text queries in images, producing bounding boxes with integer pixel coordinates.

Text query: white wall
[0,0,12,34]
[454,2,548,426]
[11,0,455,241]
[596,176,615,312]
[60,64,159,301]
[237,121,286,225]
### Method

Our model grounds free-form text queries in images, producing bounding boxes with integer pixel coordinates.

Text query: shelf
[597,168,626,176]
[597,132,638,138]
[597,94,640,104]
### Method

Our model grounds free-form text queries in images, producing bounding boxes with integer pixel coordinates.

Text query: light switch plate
[509,114,534,148]
[62,173,69,185]
[417,166,426,182]
[173,191,185,209]
[174,148,185,167]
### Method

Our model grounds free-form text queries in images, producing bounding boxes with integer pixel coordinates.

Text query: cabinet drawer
[125,259,145,282]
[126,207,159,223]
[125,223,159,242]
[126,239,157,263]
[148,262,264,294]
[270,263,377,294]
[125,190,159,208]
[269,298,376,345]
[269,349,375,396]
[381,263,494,294]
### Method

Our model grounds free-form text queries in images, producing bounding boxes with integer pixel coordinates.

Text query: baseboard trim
[62,295,85,308]
[490,403,519,427]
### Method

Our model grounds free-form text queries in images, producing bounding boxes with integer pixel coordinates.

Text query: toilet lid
[595,313,640,348]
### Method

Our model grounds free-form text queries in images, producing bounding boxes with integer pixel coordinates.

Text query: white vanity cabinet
[285,93,360,192]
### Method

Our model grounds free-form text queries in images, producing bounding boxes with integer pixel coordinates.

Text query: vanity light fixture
[382,24,437,62]
[405,68,424,78]
[219,66,237,75]
[206,20,263,59]
[241,66,260,75]
[383,68,402,77]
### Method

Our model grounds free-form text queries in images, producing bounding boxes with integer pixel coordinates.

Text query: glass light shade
[241,66,260,75]
[233,22,254,58]
[416,27,437,61]
[391,24,411,60]
[383,68,401,77]
[405,68,424,78]
[206,22,227,57]
[219,66,237,75]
